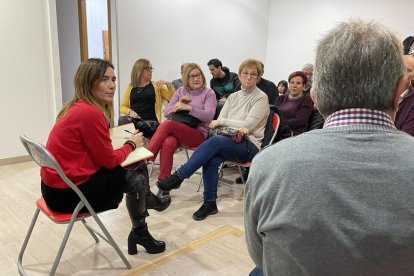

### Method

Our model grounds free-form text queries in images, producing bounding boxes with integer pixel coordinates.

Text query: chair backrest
[308,107,324,131]
[261,106,281,148]
[19,135,96,214]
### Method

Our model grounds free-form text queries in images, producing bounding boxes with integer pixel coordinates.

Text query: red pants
[147,120,205,180]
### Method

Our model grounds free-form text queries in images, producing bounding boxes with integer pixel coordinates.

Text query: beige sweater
[217,86,269,149]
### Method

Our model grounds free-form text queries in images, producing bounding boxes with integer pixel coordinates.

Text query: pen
[124,129,134,134]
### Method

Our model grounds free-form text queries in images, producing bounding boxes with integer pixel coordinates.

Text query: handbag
[208,127,246,143]
[130,117,159,138]
[171,110,201,128]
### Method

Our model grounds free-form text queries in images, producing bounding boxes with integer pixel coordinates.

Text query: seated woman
[40,58,169,255]
[277,80,288,96]
[156,58,269,220]
[119,58,174,138]
[147,63,216,183]
[274,71,314,136]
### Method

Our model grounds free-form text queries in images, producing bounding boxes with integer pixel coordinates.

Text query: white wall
[1,0,413,160]
[115,0,270,99]
[56,0,81,104]
[0,0,59,160]
[266,0,413,83]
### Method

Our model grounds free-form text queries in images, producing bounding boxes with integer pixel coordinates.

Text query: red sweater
[41,101,133,188]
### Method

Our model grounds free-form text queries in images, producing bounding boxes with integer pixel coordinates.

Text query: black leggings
[41,162,149,213]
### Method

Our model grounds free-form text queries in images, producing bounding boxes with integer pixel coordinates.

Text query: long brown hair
[130,58,150,88]
[56,58,114,122]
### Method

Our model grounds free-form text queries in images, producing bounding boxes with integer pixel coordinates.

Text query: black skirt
[41,166,127,213]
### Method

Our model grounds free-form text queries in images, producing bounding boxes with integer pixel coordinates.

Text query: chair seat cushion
[36,197,90,223]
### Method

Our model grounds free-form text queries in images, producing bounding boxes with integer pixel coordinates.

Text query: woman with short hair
[274,71,314,136]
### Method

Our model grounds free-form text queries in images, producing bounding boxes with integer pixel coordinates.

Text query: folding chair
[17,135,131,276]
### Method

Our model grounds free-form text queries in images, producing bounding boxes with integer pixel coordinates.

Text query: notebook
[110,123,153,167]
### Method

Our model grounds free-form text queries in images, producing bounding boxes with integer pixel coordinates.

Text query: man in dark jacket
[207,58,239,118]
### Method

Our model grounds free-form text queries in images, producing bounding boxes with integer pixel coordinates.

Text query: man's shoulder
[228,71,238,77]
[260,77,276,87]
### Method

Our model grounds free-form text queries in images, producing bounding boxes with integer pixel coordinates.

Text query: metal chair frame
[17,135,131,276]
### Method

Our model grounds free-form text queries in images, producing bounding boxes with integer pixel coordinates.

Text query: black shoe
[192,201,218,221]
[156,189,170,197]
[156,172,183,191]
[146,192,171,212]
[128,226,166,255]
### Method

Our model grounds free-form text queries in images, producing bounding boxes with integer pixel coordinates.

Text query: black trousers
[41,162,149,217]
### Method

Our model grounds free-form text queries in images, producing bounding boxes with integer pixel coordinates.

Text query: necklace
[136,81,150,93]
[288,93,304,101]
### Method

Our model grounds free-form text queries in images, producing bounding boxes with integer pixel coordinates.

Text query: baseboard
[0,155,32,166]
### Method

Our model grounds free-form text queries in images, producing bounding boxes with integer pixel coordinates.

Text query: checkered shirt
[324,108,395,129]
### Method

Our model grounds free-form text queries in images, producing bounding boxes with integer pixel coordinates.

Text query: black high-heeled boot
[127,225,166,255]
[126,192,166,255]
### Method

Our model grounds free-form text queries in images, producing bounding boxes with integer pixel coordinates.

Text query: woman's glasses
[189,74,202,80]
[145,67,154,72]
[241,71,258,78]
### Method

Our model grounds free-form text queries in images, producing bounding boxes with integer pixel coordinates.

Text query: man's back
[245,125,414,275]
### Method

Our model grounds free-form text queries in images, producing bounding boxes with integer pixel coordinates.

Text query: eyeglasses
[189,74,202,80]
[145,67,154,72]
[241,71,258,78]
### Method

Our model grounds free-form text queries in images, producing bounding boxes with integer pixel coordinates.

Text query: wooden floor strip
[123,225,244,275]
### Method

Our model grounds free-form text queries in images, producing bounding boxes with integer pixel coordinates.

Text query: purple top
[163,86,217,136]
[274,94,314,135]
[395,86,414,136]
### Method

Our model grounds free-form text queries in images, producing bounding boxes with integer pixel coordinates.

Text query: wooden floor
[0,150,254,275]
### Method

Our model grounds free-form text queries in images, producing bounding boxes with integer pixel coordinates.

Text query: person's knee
[208,135,226,146]
[163,136,179,150]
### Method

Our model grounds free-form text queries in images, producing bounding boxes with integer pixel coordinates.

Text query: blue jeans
[249,267,264,276]
[176,135,259,201]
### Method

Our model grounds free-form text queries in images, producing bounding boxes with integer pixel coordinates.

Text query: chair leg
[236,166,246,200]
[91,214,131,269]
[81,219,99,243]
[49,203,84,275]
[236,166,246,185]
[148,161,156,178]
[197,177,203,192]
[17,208,40,276]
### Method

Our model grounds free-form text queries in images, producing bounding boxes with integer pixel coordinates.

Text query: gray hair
[302,63,314,71]
[313,19,405,116]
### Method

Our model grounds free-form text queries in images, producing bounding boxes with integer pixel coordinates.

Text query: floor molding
[0,155,31,166]
[123,225,244,276]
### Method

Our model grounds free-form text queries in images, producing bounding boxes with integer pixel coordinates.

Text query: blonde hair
[238,58,263,76]
[131,58,150,88]
[57,58,114,123]
[182,63,207,91]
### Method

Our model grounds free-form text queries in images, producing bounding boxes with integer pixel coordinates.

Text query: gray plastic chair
[17,135,131,276]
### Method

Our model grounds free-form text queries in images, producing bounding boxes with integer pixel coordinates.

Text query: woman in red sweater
[40,58,167,255]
